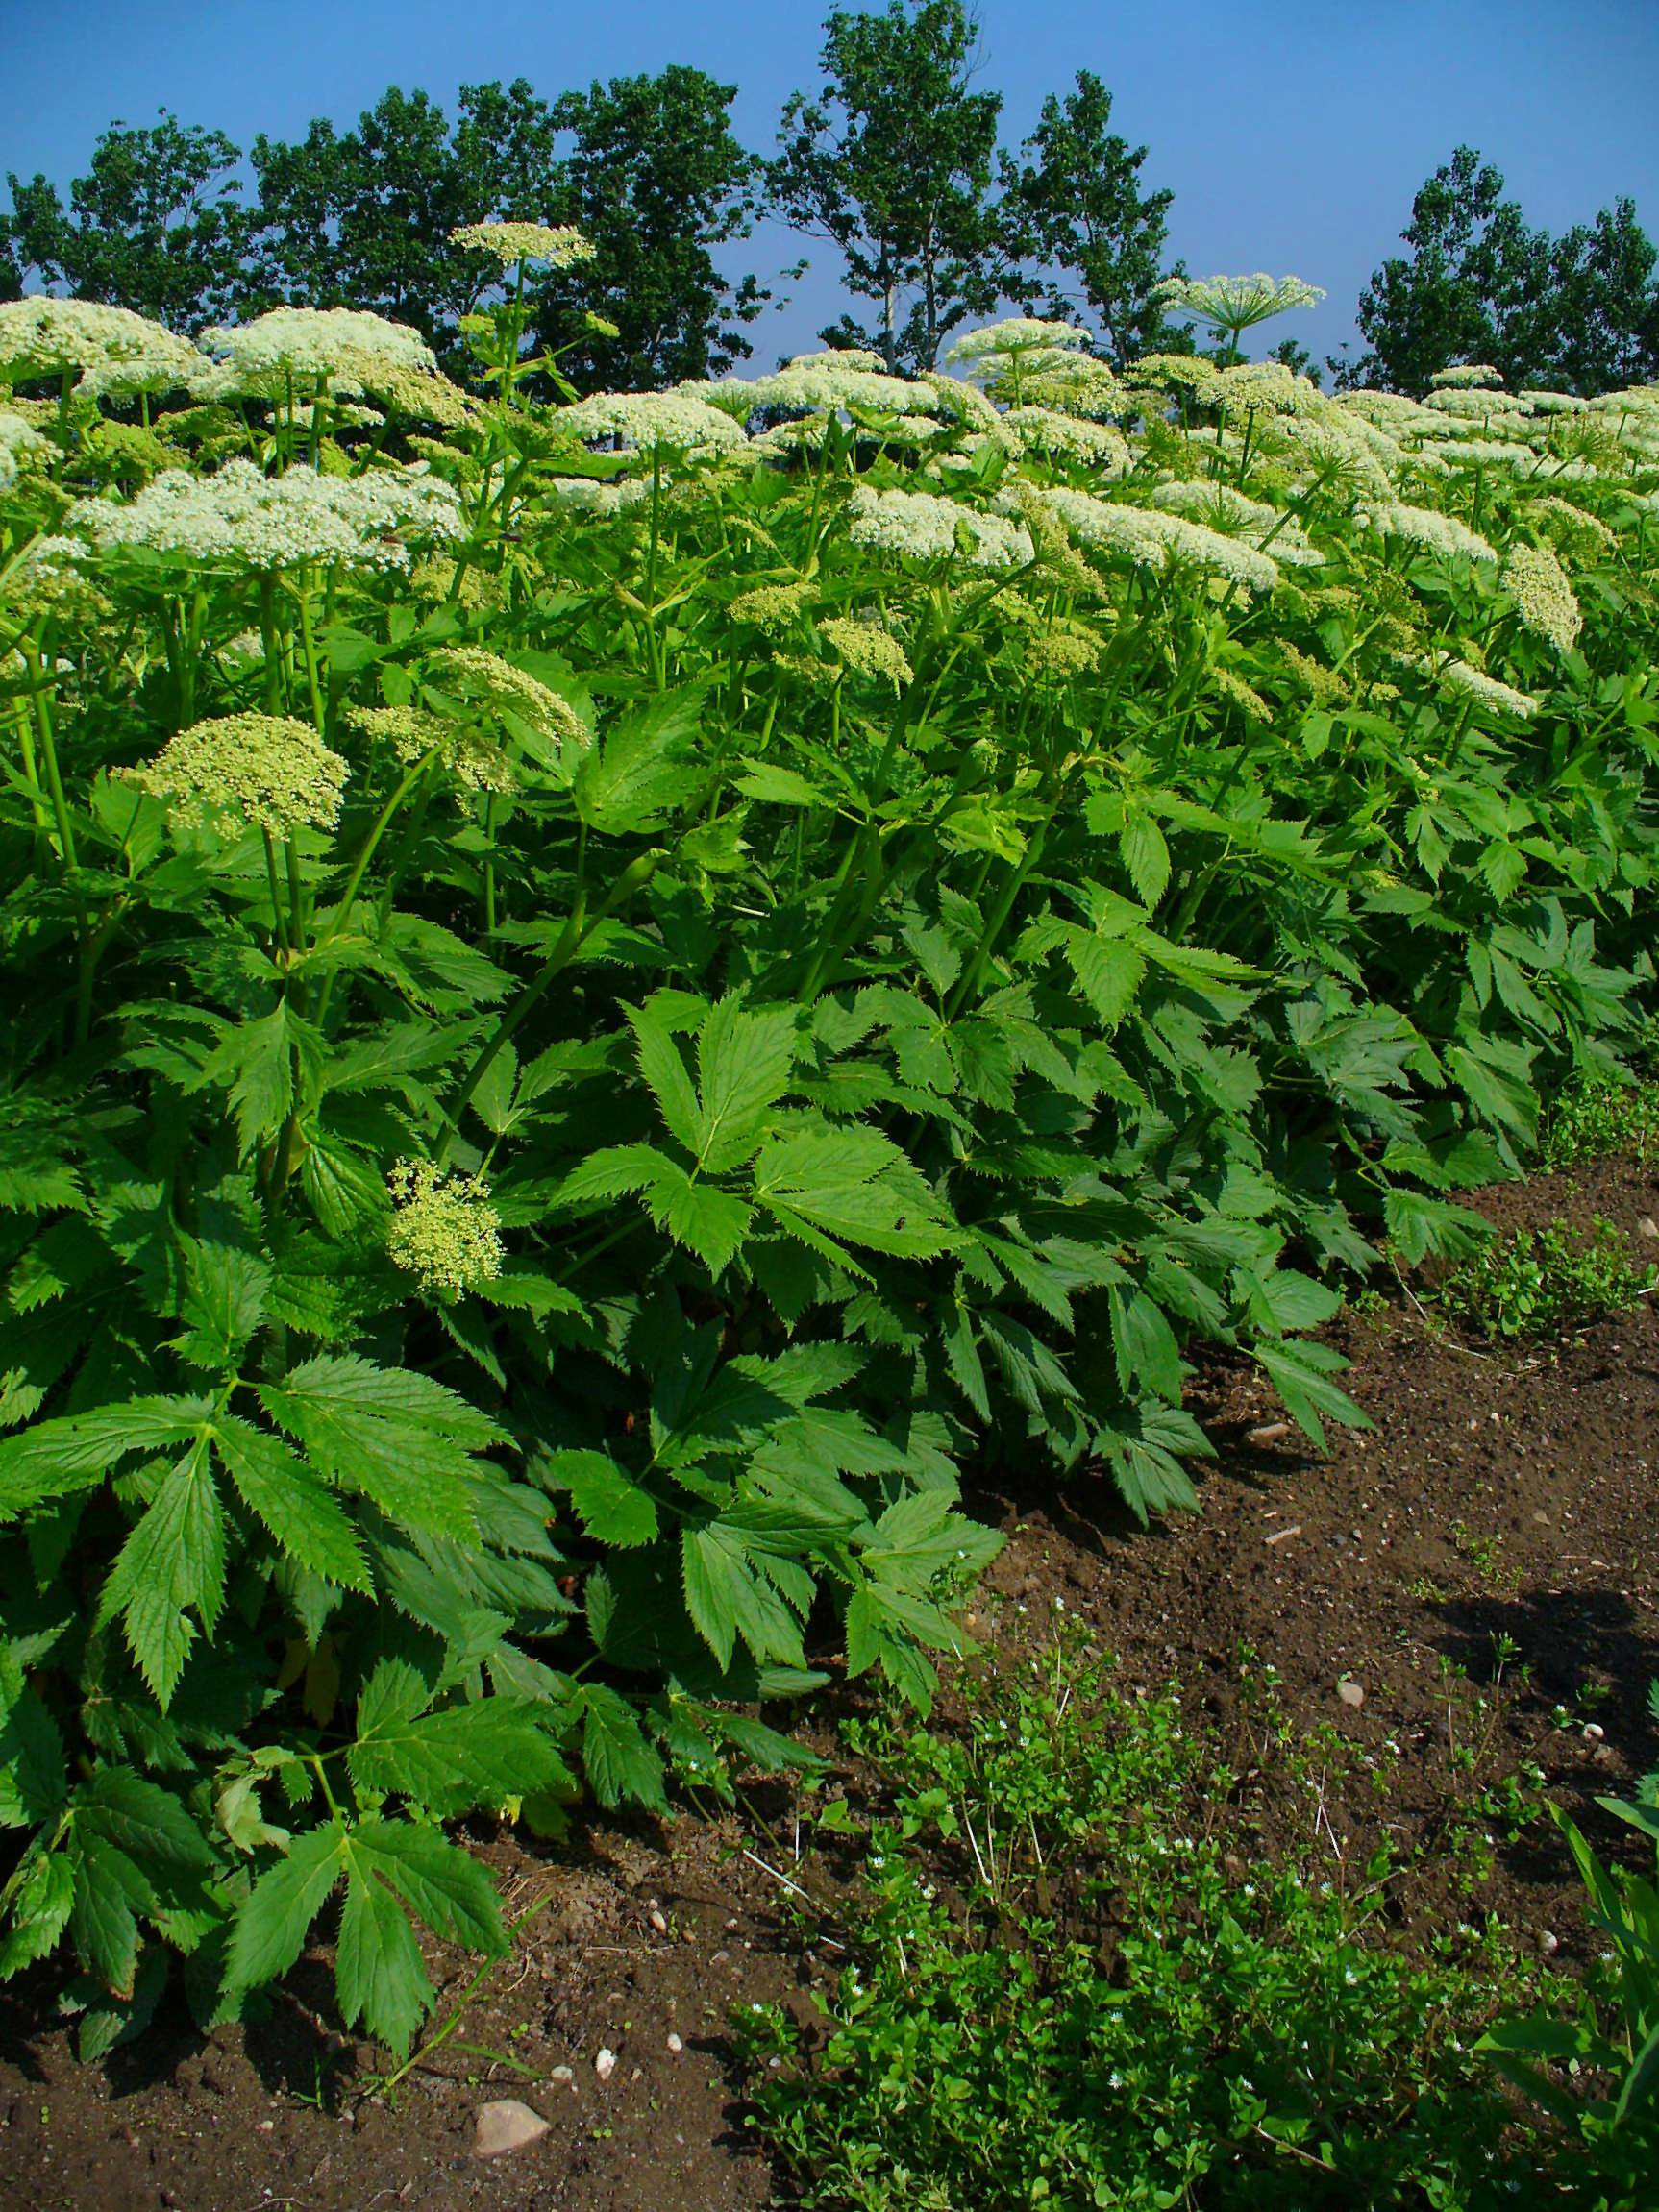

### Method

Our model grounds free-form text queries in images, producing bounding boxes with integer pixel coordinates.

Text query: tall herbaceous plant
[0,267,1655,2054]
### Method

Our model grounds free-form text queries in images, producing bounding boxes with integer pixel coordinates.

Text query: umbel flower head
[194,307,438,389]
[1430,364,1503,389]
[817,617,914,689]
[429,645,591,752]
[1502,540,1582,655]
[453,221,596,268]
[127,714,348,840]
[0,409,52,491]
[344,701,517,793]
[554,388,747,457]
[74,458,464,572]
[848,483,1033,571]
[0,297,200,400]
[386,1160,504,1297]
[1154,272,1325,344]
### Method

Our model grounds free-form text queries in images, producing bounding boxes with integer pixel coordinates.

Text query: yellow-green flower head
[430,645,590,751]
[1527,495,1616,559]
[817,616,914,689]
[847,483,1033,571]
[1155,273,1325,334]
[1361,500,1498,566]
[452,221,596,268]
[0,297,200,400]
[1211,667,1274,724]
[386,1160,504,1297]
[344,701,516,793]
[1502,540,1582,654]
[1430,364,1503,389]
[555,388,747,457]
[1032,486,1281,593]
[1024,629,1101,681]
[129,713,348,839]
[74,457,464,572]
[729,580,815,632]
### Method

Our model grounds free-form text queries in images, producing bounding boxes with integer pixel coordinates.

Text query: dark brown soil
[2,1154,1655,2212]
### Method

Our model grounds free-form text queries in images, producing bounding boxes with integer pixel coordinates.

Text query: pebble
[473,2100,550,2160]
[1538,1930,1560,1955]
[648,1909,669,1935]
[1638,1217,1657,1241]
[1249,1421,1291,1445]
[666,2032,684,2055]
[1582,1723,1605,1742]
[1338,1679,1366,1709]
[549,2066,574,2084]
[595,2047,617,2082]
[1532,1512,1549,1525]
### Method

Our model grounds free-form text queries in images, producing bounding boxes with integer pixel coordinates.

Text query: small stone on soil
[667,2032,684,2054]
[473,2100,550,2160]
[1338,1680,1365,1708]
[595,2047,617,2081]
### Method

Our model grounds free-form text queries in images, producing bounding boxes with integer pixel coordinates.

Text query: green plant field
[2,268,1657,2055]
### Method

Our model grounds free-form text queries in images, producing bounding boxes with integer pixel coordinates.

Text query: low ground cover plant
[1,266,1657,2052]
[1433,1217,1657,1339]
[739,1633,1638,2209]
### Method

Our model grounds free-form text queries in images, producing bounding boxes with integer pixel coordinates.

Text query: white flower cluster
[947,317,1093,363]
[847,483,1033,571]
[1003,406,1130,469]
[1436,658,1540,720]
[1151,479,1323,565]
[1522,390,1590,414]
[76,458,464,571]
[1423,386,1532,419]
[0,297,200,400]
[452,221,596,268]
[1036,487,1281,593]
[1362,500,1498,565]
[548,474,652,517]
[1155,272,1325,332]
[555,388,747,456]
[725,354,948,424]
[195,307,438,391]
[0,409,51,490]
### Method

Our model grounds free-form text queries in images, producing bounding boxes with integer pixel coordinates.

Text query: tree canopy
[1349,145,1659,394]
[769,0,1006,372]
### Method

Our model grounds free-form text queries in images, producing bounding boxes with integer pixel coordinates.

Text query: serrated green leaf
[98,1438,226,1709]
[334,1847,432,2054]
[211,1416,371,1590]
[225,1817,349,1991]
[581,1684,667,1812]
[545,1448,658,1546]
[172,1241,271,1372]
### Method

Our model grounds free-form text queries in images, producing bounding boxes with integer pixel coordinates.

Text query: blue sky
[5,0,1658,369]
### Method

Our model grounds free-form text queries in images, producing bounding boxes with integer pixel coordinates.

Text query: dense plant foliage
[1,276,1657,2055]
[740,1634,1643,2209]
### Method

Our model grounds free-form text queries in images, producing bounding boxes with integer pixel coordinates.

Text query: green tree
[1546,198,1659,394]
[1347,146,1659,395]
[5,111,248,330]
[1000,70,1176,366]
[769,0,1006,373]
[246,81,562,350]
[532,67,763,389]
